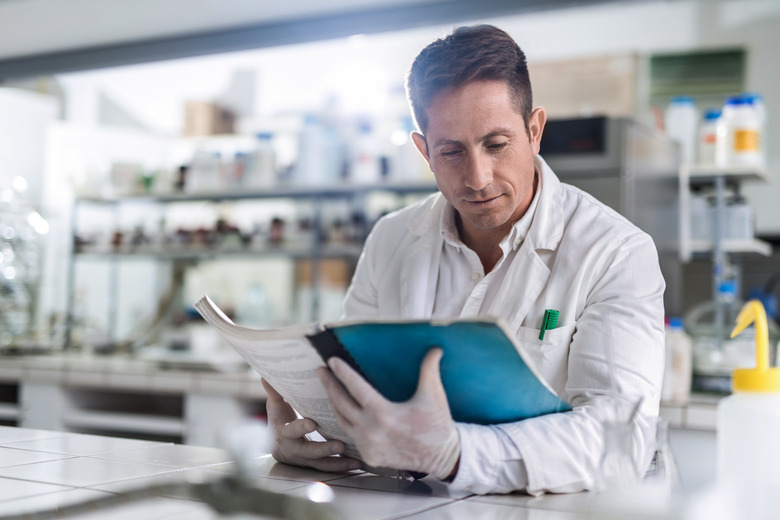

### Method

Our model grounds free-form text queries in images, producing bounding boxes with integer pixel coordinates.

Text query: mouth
[464,194,502,208]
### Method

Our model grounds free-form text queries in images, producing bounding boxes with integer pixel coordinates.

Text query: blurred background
[0,0,778,451]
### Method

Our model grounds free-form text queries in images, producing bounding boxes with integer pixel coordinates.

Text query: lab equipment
[645,417,681,492]
[717,300,780,520]
[661,317,692,403]
[698,108,720,166]
[688,281,780,393]
[715,94,765,169]
[665,95,698,166]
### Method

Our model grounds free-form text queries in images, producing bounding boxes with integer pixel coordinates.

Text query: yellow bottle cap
[730,300,780,393]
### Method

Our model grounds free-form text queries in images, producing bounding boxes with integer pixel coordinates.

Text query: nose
[463,150,493,192]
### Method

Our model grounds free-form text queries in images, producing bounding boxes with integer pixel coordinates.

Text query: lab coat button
[471,272,481,281]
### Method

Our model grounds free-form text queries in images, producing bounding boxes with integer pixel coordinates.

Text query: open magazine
[194,295,571,460]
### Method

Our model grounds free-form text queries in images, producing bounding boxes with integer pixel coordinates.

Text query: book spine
[307,329,368,380]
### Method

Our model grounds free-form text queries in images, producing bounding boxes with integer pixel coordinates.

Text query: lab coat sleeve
[449,231,665,495]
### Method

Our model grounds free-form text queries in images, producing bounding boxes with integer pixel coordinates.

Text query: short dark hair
[405,25,533,135]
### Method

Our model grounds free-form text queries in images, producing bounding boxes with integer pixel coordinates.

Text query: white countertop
[0,425,720,519]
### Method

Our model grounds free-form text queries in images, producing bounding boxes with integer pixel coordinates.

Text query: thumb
[415,348,448,401]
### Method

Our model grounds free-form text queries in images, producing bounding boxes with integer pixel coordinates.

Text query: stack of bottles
[664,92,766,169]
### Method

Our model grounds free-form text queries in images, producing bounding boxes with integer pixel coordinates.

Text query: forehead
[425,80,524,140]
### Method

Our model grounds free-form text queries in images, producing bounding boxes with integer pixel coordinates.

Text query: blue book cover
[308,319,571,425]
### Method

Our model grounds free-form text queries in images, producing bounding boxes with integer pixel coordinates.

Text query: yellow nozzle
[730,300,780,393]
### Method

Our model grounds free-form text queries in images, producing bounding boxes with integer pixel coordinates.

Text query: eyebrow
[431,128,515,149]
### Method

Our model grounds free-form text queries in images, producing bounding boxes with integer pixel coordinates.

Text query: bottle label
[734,129,759,152]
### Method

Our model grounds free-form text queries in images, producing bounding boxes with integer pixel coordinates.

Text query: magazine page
[193,295,360,459]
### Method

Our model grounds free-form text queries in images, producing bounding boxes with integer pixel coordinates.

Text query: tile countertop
[0,426,720,520]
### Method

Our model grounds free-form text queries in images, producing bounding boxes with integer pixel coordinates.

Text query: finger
[317,367,358,428]
[327,357,382,408]
[416,348,448,398]
[296,438,346,459]
[262,379,299,424]
[279,417,318,440]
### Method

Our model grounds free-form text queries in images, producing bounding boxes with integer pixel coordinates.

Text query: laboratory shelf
[73,243,365,260]
[76,182,439,205]
[689,238,772,257]
[684,164,770,186]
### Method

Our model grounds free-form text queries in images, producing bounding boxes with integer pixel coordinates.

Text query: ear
[411,131,432,167]
[528,107,547,155]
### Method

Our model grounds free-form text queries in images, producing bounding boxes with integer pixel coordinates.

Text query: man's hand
[262,379,362,472]
[318,348,460,480]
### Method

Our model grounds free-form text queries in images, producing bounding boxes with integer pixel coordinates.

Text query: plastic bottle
[717,300,780,520]
[716,95,764,169]
[698,108,721,166]
[665,95,698,166]
[725,195,754,241]
[244,133,277,188]
[661,317,693,403]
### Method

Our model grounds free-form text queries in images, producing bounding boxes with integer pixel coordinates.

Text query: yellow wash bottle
[717,300,780,519]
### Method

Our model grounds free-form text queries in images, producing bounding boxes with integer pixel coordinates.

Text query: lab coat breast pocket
[514,322,576,396]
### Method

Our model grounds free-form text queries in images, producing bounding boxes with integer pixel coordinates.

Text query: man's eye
[441,150,461,157]
[488,142,508,151]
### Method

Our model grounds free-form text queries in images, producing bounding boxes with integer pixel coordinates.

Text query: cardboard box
[296,258,354,288]
[182,101,236,136]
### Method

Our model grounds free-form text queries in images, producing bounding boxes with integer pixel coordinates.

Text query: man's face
[412,80,546,242]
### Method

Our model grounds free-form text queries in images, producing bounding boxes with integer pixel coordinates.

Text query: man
[262,24,665,495]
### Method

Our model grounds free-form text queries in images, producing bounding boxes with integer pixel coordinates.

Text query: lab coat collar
[484,156,564,328]
[527,155,565,253]
[401,156,566,322]
[406,156,564,252]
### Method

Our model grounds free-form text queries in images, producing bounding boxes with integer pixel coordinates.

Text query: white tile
[0,476,71,502]
[3,431,165,455]
[470,491,596,514]
[329,472,471,499]
[208,454,359,483]
[2,492,213,520]
[0,456,179,487]
[89,467,306,498]
[403,498,587,519]
[318,484,457,520]
[0,488,111,517]
[92,444,234,468]
[0,446,73,467]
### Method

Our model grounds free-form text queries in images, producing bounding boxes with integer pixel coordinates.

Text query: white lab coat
[341,156,665,495]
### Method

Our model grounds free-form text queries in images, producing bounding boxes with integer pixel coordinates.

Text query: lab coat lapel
[488,156,564,331]
[488,243,550,331]
[399,195,445,319]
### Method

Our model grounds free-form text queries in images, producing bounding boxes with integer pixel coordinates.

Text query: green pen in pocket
[539,309,559,340]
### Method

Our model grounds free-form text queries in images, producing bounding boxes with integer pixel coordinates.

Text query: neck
[456,216,507,273]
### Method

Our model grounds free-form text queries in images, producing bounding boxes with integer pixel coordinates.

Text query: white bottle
[717,300,780,520]
[665,96,698,167]
[698,108,720,166]
[661,317,693,403]
[725,195,754,241]
[716,95,764,169]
